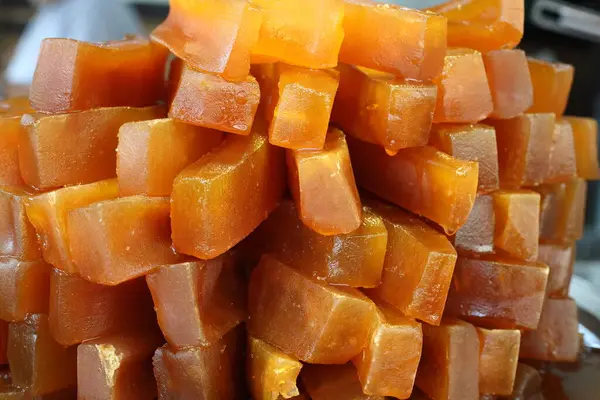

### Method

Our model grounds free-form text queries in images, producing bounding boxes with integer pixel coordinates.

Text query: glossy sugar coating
[545,120,577,183]
[487,113,555,187]
[565,116,600,179]
[0,322,6,365]
[493,190,540,262]
[146,254,247,348]
[433,48,493,123]
[445,254,549,330]
[0,187,41,260]
[476,328,520,396]
[287,128,362,236]
[247,336,303,400]
[171,129,285,260]
[0,115,27,187]
[248,255,377,364]
[348,137,479,235]
[117,119,224,196]
[331,64,437,155]
[302,363,384,400]
[7,315,77,396]
[0,258,50,322]
[364,200,457,326]
[25,179,119,274]
[520,298,580,362]
[67,196,185,286]
[452,194,495,253]
[416,320,480,400]
[30,37,168,113]
[527,59,574,116]
[151,0,261,81]
[19,106,164,190]
[168,64,260,135]
[538,243,575,297]
[483,49,533,119]
[340,1,446,80]
[429,124,499,193]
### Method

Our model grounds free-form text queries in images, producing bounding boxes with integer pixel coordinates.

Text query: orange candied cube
[0,187,41,260]
[446,254,549,330]
[565,116,600,179]
[19,106,164,190]
[527,58,574,116]
[30,38,168,113]
[287,128,362,235]
[302,363,384,400]
[545,120,577,183]
[151,0,261,81]
[536,178,587,243]
[348,137,479,235]
[168,64,261,135]
[25,179,119,273]
[0,115,27,187]
[0,321,7,365]
[433,49,493,123]
[0,97,33,116]
[67,196,185,285]
[538,243,574,297]
[0,258,50,322]
[416,320,480,400]
[332,64,437,154]
[171,129,285,260]
[117,119,224,196]
[365,200,457,326]
[429,124,499,193]
[477,328,520,396]
[248,255,377,364]
[483,49,533,119]
[247,336,303,400]
[452,194,495,253]
[340,1,447,80]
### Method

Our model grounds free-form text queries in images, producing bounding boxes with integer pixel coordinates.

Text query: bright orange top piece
[302,363,384,400]
[476,328,520,396]
[527,58,574,116]
[30,38,168,113]
[545,120,577,184]
[538,243,574,297]
[0,186,42,261]
[0,113,27,187]
[452,194,495,254]
[0,257,50,322]
[341,1,447,80]
[565,116,600,179]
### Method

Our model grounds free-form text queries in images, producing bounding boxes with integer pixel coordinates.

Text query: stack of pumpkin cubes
[0,0,596,399]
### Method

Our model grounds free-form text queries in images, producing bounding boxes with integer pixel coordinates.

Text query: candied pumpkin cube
[452,194,495,253]
[287,128,362,235]
[171,130,285,260]
[545,120,577,183]
[302,363,384,400]
[527,59,574,116]
[117,119,224,196]
[0,258,50,322]
[565,116,600,179]
[538,243,574,297]
[25,179,119,273]
[348,137,479,235]
[30,38,168,113]
[67,196,184,285]
[340,1,446,81]
[477,328,520,396]
[0,115,26,187]
[433,48,493,124]
[0,187,41,260]
[332,64,437,155]
[248,255,377,364]
[536,178,587,243]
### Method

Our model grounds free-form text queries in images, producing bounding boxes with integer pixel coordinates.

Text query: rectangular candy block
[302,363,384,400]
[287,128,362,235]
[527,59,574,116]
[25,179,119,273]
[445,254,549,330]
[477,328,520,396]
[536,178,587,243]
[416,320,480,400]
[429,124,499,193]
[0,258,50,322]
[0,115,27,187]
[538,243,575,297]
[545,120,577,183]
[168,64,260,135]
[248,255,377,364]
[332,64,437,155]
[0,187,41,260]
[452,194,495,254]
[30,38,168,113]
[348,137,479,235]
[565,116,600,179]
[19,106,164,190]
[340,1,447,81]
[117,119,224,196]
[171,129,285,260]
[67,196,185,285]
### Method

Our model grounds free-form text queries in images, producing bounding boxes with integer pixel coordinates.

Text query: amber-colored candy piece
[332,64,437,154]
[0,97,32,116]
[0,187,41,260]
[247,336,303,400]
[251,63,278,121]
[509,363,542,399]
[520,298,579,362]
[433,49,493,123]
[30,38,167,113]
[340,1,446,80]
[302,363,384,400]
[545,120,577,183]
[452,194,495,253]
[527,59,574,116]
[348,137,479,235]
[538,244,574,297]
[248,255,377,364]
[0,258,50,322]
[536,178,587,243]
[7,315,77,396]
[287,128,362,235]
[565,116,600,179]
[67,196,184,285]
[171,130,285,260]
[445,254,549,330]
[117,119,224,196]
[365,200,457,325]
[25,179,119,273]
[0,114,27,187]
[493,190,540,262]
[19,106,164,189]
[477,328,520,396]
[487,113,555,187]
[416,320,480,400]
[169,64,260,135]
[429,124,499,193]
[0,321,7,365]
